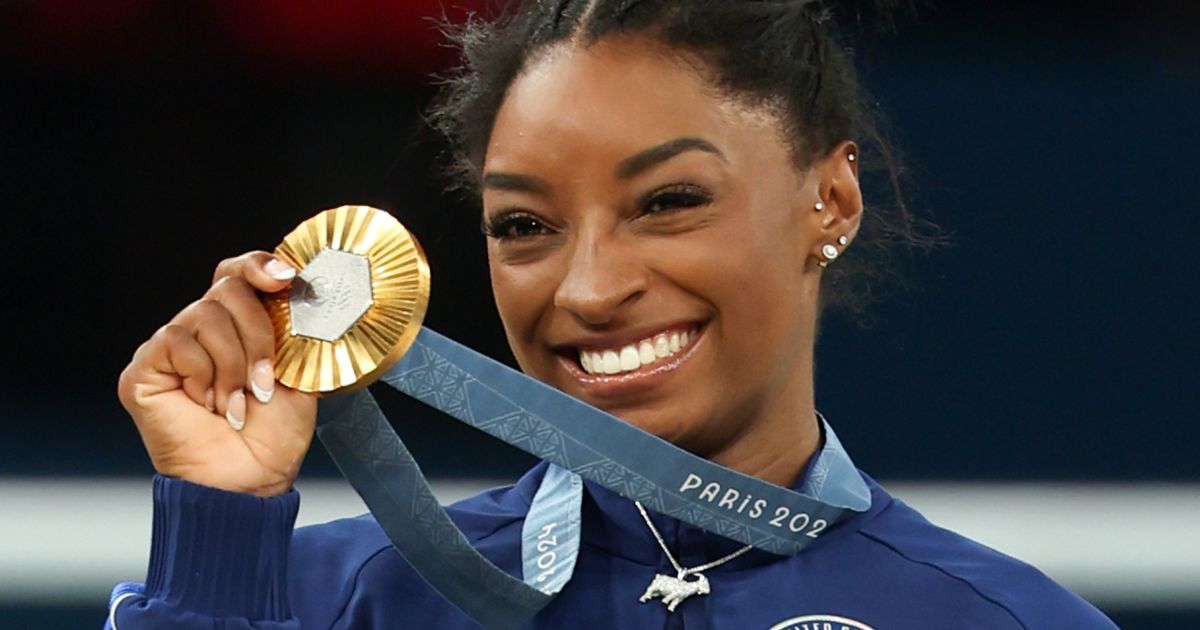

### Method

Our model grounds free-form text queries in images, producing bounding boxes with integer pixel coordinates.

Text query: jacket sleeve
[104,475,301,629]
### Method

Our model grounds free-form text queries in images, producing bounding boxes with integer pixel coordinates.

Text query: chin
[606,400,705,449]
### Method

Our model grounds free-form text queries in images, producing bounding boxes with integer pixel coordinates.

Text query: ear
[806,140,863,270]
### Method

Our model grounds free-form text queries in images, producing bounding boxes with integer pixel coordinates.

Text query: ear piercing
[814,198,848,267]
[817,239,846,268]
[848,153,856,162]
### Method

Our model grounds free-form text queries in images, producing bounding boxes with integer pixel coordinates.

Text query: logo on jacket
[768,615,875,630]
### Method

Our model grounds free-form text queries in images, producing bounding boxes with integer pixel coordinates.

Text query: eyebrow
[480,136,726,193]
[615,137,726,179]
[481,172,551,194]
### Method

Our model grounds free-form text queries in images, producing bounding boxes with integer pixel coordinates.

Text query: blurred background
[1,1,1197,628]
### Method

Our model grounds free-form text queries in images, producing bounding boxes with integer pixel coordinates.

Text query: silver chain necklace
[634,501,754,612]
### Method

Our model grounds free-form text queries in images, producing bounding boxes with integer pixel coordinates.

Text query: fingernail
[226,391,246,431]
[264,257,296,281]
[250,360,275,404]
[204,388,215,412]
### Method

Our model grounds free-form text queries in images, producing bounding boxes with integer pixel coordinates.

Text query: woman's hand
[118,252,316,497]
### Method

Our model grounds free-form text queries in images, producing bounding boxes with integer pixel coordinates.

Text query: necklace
[634,501,754,612]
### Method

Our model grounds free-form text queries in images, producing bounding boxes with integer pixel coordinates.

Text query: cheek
[660,197,803,307]
[487,249,558,350]
[715,243,801,350]
[654,201,806,358]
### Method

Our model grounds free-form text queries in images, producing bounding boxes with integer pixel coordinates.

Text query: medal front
[263,205,431,393]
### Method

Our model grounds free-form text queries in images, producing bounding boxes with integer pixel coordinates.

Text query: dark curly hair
[429,0,945,324]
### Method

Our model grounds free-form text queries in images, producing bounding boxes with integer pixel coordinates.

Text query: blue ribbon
[317,327,870,629]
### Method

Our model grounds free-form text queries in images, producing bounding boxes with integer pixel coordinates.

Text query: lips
[551,322,706,401]
[577,326,699,375]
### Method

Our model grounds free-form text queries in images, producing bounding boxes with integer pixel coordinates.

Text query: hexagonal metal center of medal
[288,248,372,342]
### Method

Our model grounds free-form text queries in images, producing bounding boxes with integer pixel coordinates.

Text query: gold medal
[262,205,431,393]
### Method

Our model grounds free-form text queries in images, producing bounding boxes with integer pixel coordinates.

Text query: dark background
[2,1,1197,627]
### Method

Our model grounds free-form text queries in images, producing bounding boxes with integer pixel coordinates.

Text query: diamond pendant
[638,571,711,612]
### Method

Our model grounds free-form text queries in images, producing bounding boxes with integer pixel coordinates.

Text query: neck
[706,339,823,488]
[710,411,822,488]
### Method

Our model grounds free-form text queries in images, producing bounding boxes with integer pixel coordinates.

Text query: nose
[553,233,647,326]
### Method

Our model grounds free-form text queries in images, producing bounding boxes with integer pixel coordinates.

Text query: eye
[482,211,552,240]
[640,184,712,216]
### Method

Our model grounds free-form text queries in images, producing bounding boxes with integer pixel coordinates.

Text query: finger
[208,275,277,404]
[177,299,247,427]
[120,324,215,412]
[160,325,216,409]
[212,251,298,294]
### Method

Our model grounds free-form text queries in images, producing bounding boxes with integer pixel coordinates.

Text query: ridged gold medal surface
[262,205,430,394]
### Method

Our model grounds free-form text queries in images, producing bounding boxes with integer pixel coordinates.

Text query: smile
[576,326,700,376]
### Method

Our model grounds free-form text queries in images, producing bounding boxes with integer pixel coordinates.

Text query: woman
[108,1,1117,628]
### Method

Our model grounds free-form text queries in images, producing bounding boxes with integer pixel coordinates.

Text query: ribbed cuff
[144,475,300,620]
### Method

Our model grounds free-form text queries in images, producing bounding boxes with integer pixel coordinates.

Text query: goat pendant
[639,571,710,612]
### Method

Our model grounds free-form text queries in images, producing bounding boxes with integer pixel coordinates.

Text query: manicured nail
[250,360,275,404]
[204,388,215,412]
[226,390,246,431]
[264,257,296,281]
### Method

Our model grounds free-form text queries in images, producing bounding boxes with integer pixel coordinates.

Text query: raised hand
[118,252,317,497]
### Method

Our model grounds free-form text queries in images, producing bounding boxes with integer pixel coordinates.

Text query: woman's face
[482,36,856,458]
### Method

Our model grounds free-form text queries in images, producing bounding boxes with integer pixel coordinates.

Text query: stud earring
[848,153,856,162]
[814,201,825,212]
[837,235,848,246]
[818,243,840,268]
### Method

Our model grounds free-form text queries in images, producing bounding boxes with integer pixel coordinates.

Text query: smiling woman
[477,35,860,481]
[104,1,1118,629]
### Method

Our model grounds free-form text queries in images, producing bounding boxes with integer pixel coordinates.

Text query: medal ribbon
[316,327,870,629]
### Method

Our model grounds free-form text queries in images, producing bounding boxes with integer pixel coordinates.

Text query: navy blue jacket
[106,460,1116,629]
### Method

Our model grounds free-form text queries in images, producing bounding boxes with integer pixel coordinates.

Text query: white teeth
[601,350,621,375]
[654,335,670,358]
[578,327,700,376]
[619,346,640,370]
[638,341,655,364]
